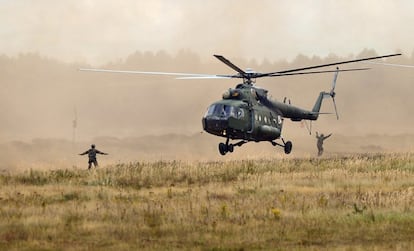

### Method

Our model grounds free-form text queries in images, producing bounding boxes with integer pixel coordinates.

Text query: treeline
[2,48,412,74]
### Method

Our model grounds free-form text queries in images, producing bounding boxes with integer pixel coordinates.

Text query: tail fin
[312,92,326,114]
[311,67,340,119]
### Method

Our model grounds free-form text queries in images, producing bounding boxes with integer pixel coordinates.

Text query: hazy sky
[0,0,413,64]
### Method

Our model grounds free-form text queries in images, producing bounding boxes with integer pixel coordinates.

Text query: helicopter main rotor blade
[214,55,246,75]
[260,53,401,77]
[80,53,400,81]
[269,68,369,77]
[79,68,222,78]
[177,75,233,79]
[365,61,414,68]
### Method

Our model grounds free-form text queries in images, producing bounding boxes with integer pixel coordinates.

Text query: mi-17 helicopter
[80,53,400,155]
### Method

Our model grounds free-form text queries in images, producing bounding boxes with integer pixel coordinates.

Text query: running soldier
[316,132,332,156]
[79,144,108,169]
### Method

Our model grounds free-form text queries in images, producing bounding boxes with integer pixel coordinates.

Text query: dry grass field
[1,153,414,250]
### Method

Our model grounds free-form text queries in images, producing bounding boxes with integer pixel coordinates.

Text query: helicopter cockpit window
[205,104,245,119]
[236,109,244,118]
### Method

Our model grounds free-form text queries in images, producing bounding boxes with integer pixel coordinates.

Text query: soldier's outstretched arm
[324,133,332,139]
[96,150,108,155]
[79,150,89,155]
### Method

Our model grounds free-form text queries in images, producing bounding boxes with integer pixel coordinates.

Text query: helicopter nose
[202,117,228,134]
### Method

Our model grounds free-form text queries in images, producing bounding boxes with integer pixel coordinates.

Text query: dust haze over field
[0,1,414,169]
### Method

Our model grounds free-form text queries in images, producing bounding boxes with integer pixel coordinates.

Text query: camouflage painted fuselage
[202,83,324,142]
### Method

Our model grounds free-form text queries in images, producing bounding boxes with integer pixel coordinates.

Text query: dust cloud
[0,49,413,170]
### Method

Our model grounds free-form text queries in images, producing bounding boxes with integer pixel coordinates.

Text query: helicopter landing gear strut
[218,137,247,155]
[218,137,292,155]
[271,138,293,154]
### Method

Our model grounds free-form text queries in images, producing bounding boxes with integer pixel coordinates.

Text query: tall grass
[0,153,413,250]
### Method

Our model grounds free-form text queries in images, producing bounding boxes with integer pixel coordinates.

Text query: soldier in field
[316,132,332,156]
[79,144,108,169]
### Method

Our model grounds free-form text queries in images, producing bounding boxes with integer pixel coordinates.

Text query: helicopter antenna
[302,120,312,135]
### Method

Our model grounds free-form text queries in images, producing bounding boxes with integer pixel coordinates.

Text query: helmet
[91,144,95,148]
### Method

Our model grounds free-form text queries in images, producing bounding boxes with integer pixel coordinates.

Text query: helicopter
[80,53,400,155]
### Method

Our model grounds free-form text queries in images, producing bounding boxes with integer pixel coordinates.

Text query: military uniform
[316,132,332,156]
[80,145,108,169]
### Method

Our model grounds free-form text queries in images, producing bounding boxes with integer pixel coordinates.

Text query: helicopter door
[242,108,252,132]
[247,109,254,133]
[228,106,250,131]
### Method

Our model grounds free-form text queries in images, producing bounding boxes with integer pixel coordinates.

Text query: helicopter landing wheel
[284,141,292,154]
[219,143,227,155]
[228,144,234,153]
[218,142,234,155]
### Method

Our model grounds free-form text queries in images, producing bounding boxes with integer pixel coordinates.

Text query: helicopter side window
[227,106,245,119]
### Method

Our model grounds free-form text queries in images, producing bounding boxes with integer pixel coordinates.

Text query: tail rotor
[327,67,339,119]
